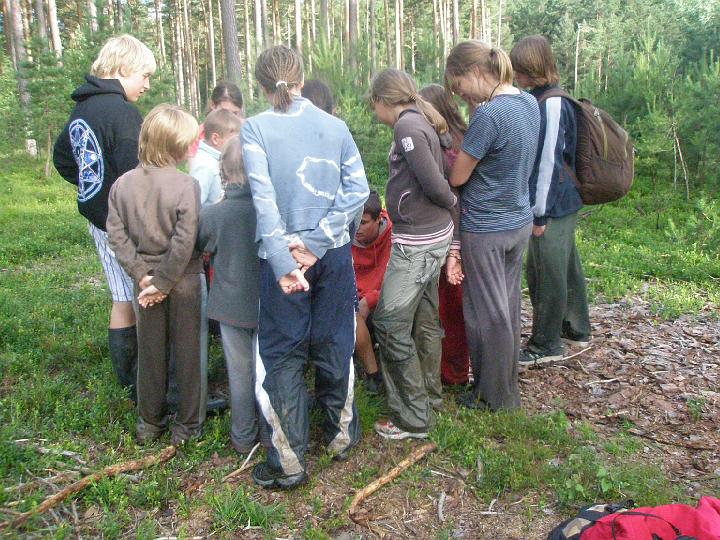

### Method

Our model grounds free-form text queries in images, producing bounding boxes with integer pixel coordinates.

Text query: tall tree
[8,0,30,108]
[383,0,392,66]
[88,0,98,32]
[154,0,167,64]
[320,0,329,39]
[207,0,216,84]
[243,0,253,97]
[220,0,243,83]
[348,0,358,72]
[254,0,264,54]
[295,0,302,52]
[369,0,377,75]
[452,0,459,44]
[47,0,61,57]
[33,0,48,45]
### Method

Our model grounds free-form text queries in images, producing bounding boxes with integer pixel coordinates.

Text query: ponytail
[255,45,304,113]
[445,40,514,91]
[370,68,448,136]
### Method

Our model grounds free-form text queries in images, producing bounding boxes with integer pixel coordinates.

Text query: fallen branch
[4,446,176,530]
[564,346,593,362]
[348,442,437,525]
[222,443,261,482]
[628,429,715,452]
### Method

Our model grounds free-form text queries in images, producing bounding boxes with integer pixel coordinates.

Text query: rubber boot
[108,326,138,402]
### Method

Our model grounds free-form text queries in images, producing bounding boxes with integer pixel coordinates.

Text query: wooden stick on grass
[348,442,437,525]
[4,446,176,530]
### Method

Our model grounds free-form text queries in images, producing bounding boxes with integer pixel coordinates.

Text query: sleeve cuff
[533,216,548,226]
[268,250,300,281]
[301,238,328,262]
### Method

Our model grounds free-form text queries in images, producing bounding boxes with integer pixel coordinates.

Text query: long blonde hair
[369,69,448,135]
[255,45,304,113]
[445,40,514,96]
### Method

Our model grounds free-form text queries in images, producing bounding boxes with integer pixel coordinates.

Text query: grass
[0,151,714,536]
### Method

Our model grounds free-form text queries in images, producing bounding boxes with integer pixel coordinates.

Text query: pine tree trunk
[88,0,98,32]
[369,0,376,76]
[439,0,447,64]
[3,0,16,65]
[254,0,264,54]
[261,0,270,46]
[272,0,279,44]
[452,0,459,44]
[47,0,61,56]
[208,0,216,84]
[496,0,503,47]
[34,0,48,45]
[220,0,243,84]
[394,0,401,68]
[348,0,358,73]
[409,11,415,73]
[243,0,253,98]
[8,0,30,109]
[471,0,477,39]
[115,0,124,28]
[294,0,302,52]
[343,0,349,59]
[320,0,328,40]
[154,0,166,64]
[383,0,391,66]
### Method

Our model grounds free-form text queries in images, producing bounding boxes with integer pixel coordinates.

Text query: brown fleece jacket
[106,165,203,294]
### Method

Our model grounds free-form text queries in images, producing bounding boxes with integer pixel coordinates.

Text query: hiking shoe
[374,420,428,440]
[457,391,490,411]
[136,418,166,445]
[252,461,308,490]
[518,348,564,368]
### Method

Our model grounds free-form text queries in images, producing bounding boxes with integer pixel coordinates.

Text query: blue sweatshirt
[529,85,583,226]
[241,97,370,279]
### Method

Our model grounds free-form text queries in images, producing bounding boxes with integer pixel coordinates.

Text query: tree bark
[220,0,243,84]
[394,0,402,68]
[254,0,264,54]
[154,0,166,64]
[47,0,60,56]
[34,0,48,45]
[471,0,477,39]
[320,0,328,40]
[4,0,16,65]
[272,0,280,44]
[383,0,392,66]
[348,0,358,73]
[88,0,98,32]
[208,0,216,85]
[294,0,302,52]
[243,0,253,97]
[8,0,30,109]
[496,0,503,47]
[369,0,376,75]
[452,0,459,44]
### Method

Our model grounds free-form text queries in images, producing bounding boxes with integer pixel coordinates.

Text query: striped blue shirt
[460,91,540,233]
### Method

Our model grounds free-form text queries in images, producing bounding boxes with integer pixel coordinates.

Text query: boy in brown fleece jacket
[106,104,203,446]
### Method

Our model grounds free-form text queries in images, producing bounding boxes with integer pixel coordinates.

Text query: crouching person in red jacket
[352,191,392,393]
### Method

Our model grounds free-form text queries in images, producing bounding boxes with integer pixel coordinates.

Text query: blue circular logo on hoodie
[69,119,104,203]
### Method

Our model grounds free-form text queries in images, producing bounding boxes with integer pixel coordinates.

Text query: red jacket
[352,210,392,311]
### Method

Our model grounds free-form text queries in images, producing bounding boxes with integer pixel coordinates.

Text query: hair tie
[275,80,288,88]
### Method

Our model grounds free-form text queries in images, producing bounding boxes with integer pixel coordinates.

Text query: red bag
[580,496,720,540]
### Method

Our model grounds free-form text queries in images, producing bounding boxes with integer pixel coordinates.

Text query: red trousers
[439,266,469,385]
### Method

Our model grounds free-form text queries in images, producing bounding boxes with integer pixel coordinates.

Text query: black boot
[108,326,138,402]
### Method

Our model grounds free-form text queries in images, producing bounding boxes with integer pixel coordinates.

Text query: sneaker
[561,334,591,348]
[252,461,308,490]
[136,418,166,445]
[374,419,428,440]
[518,348,564,368]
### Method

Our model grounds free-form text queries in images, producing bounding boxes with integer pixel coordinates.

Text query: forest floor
[1,160,719,539]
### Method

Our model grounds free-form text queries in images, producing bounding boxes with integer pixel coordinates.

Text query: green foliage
[0,51,26,153]
[209,486,285,533]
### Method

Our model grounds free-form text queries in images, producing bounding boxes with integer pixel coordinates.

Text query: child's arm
[298,127,370,262]
[241,121,298,280]
[395,123,456,209]
[151,180,201,294]
[106,182,152,282]
[195,207,217,255]
[189,163,217,206]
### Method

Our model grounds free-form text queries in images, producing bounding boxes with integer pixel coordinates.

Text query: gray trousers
[526,213,591,353]
[461,224,531,411]
[135,273,202,439]
[373,239,450,432]
[219,324,259,452]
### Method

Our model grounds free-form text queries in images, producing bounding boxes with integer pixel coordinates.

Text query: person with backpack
[510,35,592,368]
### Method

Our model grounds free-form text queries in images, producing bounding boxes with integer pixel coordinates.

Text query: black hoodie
[53,75,143,231]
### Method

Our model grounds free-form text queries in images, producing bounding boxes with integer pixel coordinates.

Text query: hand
[288,240,318,270]
[139,275,153,290]
[278,269,310,295]
[532,225,546,237]
[138,285,167,308]
[358,297,371,320]
[446,256,464,285]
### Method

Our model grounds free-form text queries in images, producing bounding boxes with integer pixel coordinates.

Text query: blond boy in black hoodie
[53,35,156,400]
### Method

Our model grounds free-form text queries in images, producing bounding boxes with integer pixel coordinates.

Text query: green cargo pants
[526,213,591,354]
[373,238,450,433]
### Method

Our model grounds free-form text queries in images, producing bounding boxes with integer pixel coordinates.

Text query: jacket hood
[71,74,128,103]
[353,209,391,250]
[223,182,252,198]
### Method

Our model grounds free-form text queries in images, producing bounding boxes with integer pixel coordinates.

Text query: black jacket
[53,75,143,230]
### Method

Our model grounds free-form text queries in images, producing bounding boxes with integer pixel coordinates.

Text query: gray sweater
[196,183,259,328]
